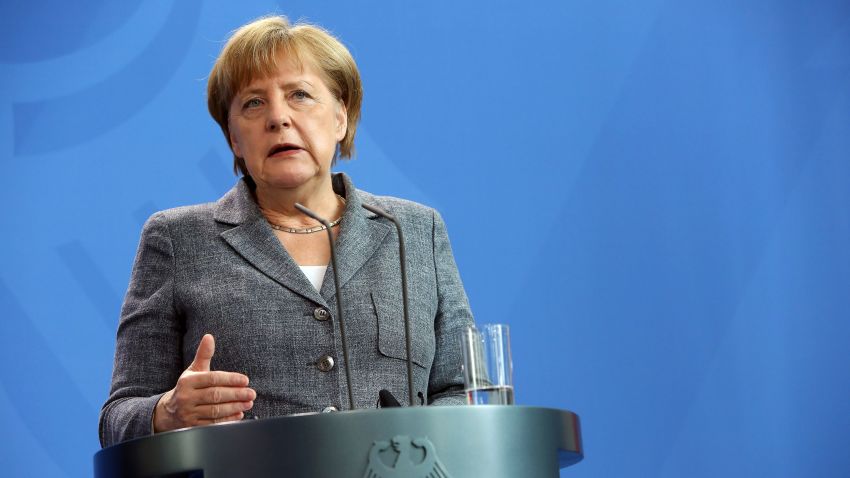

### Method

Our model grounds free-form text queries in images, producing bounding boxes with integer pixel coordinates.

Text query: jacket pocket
[371,291,434,369]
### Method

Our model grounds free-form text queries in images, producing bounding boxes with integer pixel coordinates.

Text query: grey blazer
[99,173,474,447]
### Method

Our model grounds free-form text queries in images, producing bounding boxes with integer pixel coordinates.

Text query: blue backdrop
[1,1,849,476]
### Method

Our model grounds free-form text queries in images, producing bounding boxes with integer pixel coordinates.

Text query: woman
[99,16,474,447]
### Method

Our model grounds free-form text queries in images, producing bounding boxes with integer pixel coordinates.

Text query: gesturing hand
[153,334,256,433]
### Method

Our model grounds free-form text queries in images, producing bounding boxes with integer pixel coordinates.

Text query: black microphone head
[378,389,402,408]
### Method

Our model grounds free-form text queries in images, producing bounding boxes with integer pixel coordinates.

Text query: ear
[334,101,348,142]
[228,122,243,158]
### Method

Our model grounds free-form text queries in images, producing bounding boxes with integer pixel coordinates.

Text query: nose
[266,98,291,132]
[267,116,290,131]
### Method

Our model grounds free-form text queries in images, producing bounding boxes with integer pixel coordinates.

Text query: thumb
[189,334,215,372]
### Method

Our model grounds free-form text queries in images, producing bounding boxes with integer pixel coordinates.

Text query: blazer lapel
[320,174,391,300]
[214,180,327,306]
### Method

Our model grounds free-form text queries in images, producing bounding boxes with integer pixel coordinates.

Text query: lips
[268,143,303,157]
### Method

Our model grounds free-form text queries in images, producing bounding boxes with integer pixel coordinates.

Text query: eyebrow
[279,80,316,91]
[238,80,316,98]
[239,87,267,97]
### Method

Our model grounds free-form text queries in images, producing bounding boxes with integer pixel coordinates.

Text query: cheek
[230,123,261,157]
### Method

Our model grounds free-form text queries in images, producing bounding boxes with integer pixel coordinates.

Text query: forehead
[236,50,325,92]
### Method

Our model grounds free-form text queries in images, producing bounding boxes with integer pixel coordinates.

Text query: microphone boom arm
[361,203,415,406]
[295,202,356,411]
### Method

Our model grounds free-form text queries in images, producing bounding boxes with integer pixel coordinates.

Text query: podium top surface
[95,405,582,478]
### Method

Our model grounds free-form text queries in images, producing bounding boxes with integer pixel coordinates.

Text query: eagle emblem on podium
[362,435,452,478]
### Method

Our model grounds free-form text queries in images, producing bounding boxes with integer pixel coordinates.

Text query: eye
[290,89,312,101]
[242,97,264,109]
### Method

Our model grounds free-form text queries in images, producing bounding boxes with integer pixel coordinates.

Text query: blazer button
[313,307,330,321]
[317,355,335,372]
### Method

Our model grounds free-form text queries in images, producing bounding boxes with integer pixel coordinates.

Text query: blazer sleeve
[99,212,184,447]
[427,209,475,406]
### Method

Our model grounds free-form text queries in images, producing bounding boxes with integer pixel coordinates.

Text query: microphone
[294,202,356,411]
[361,203,415,406]
[378,389,402,408]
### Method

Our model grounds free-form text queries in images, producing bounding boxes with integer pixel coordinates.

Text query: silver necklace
[267,195,345,234]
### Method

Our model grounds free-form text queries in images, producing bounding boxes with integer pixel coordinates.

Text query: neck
[254,175,343,227]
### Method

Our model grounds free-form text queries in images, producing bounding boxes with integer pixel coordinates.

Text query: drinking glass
[460,324,514,405]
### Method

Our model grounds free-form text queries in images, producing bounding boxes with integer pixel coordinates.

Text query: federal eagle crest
[362,435,452,478]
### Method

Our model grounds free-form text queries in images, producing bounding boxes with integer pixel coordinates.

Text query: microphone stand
[294,203,356,411]
[361,203,415,407]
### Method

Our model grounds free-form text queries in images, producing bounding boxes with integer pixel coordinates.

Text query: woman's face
[228,55,347,192]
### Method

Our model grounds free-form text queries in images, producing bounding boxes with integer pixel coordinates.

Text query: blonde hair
[207,15,363,176]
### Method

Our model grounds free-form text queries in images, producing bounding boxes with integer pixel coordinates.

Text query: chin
[260,171,322,190]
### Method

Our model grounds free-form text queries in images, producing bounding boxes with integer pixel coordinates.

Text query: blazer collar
[213,173,390,306]
[319,173,390,301]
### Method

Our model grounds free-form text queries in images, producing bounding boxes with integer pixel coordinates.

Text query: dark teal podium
[94,405,583,477]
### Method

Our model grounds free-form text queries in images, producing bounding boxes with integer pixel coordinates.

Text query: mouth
[268,143,304,157]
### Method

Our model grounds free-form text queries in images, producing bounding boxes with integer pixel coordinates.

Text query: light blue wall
[1,1,848,476]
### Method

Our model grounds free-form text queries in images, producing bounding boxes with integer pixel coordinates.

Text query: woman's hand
[153,334,256,433]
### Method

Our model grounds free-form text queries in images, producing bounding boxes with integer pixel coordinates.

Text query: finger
[185,371,250,389]
[189,334,215,372]
[199,386,257,405]
[198,411,245,425]
[195,401,254,421]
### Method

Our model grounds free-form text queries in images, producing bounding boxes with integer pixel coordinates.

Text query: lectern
[95,405,582,477]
